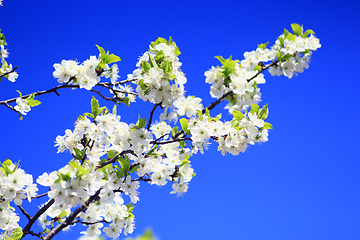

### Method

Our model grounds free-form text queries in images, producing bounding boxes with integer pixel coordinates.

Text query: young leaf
[180,118,190,134]
[303,29,315,38]
[258,42,269,50]
[27,99,41,107]
[141,61,151,73]
[258,103,269,120]
[172,126,179,138]
[291,23,303,36]
[155,50,164,63]
[263,122,273,129]
[91,96,100,118]
[215,56,226,65]
[250,104,259,114]
[232,110,244,120]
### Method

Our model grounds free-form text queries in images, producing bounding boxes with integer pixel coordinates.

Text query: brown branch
[151,137,191,145]
[96,149,137,170]
[71,219,109,225]
[0,79,138,106]
[17,205,31,220]
[0,66,18,78]
[132,176,151,182]
[147,102,161,131]
[22,199,55,239]
[247,60,279,82]
[43,189,102,240]
[32,191,49,199]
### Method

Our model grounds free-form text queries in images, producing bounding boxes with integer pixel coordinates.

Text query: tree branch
[96,149,137,170]
[43,189,102,240]
[147,102,161,131]
[0,66,18,78]
[22,199,55,239]
[0,79,138,106]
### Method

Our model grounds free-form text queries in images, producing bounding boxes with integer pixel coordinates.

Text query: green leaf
[258,103,269,120]
[119,156,130,176]
[96,45,106,56]
[148,53,158,68]
[258,42,269,50]
[129,165,140,174]
[2,159,13,166]
[196,110,203,121]
[140,61,151,73]
[174,46,181,56]
[16,90,22,98]
[171,126,179,138]
[223,58,236,70]
[9,227,23,240]
[83,112,94,119]
[263,122,273,129]
[180,118,190,134]
[254,65,262,71]
[27,99,41,107]
[213,113,222,121]
[139,79,148,91]
[155,50,164,63]
[106,53,121,64]
[107,150,116,159]
[123,97,130,106]
[27,93,35,100]
[168,36,173,45]
[126,203,135,212]
[284,28,290,38]
[133,115,147,130]
[91,96,100,118]
[285,33,296,41]
[232,110,244,120]
[303,29,315,38]
[215,56,226,65]
[250,104,259,114]
[179,141,186,148]
[112,104,117,115]
[225,94,237,105]
[291,23,303,36]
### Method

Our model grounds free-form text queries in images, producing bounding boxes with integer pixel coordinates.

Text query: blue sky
[1,0,360,240]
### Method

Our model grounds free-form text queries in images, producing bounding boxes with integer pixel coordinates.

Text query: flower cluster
[205,58,265,112]
[185,104,271,156]
[268,33,321,78]
[205,24,321,113]
[0,24,321,240]
[51,97,197,239]
[53,56,101,90]
[0,30,18,82]
[53,45,122,91]
[0,160,38,239]
[129,37,186,107]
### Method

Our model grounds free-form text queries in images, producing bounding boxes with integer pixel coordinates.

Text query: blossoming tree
[0,23,321,240]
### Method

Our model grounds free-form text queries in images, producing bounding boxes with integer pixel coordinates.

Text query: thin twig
[96,149,137,170]
[147,102,161,131]
[43,189,102,240]
[0,66,18,78]
[151,137,191,145]
[22,199,55,239]
[17,205,31,220]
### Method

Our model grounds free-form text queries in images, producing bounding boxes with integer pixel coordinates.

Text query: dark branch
[22,199,55,239]
[43,189,102,240]
[147,102,161,131]
[96,150,137,170]
[0,66,18,78]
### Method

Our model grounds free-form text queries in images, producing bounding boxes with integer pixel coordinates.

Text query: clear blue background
[1,0,359,239]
